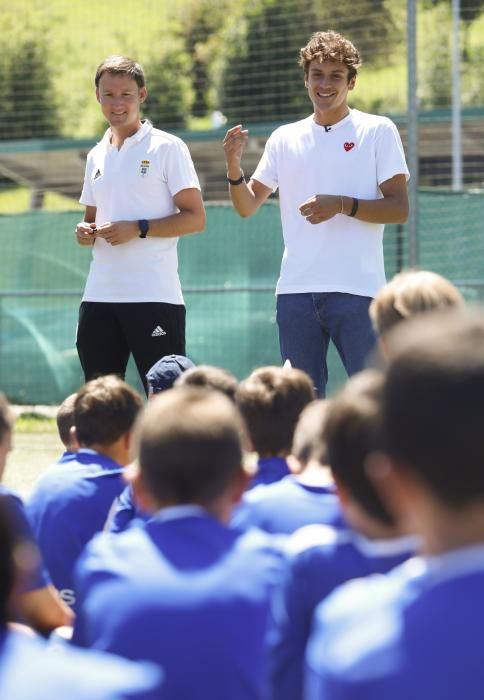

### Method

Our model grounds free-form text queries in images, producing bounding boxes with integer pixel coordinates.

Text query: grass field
[3,415,62,500]
[0,185,83,214]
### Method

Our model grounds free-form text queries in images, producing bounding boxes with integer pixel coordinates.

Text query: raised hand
[223,124,249,174]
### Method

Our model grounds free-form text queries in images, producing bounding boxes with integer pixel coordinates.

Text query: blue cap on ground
[146,354,196,394]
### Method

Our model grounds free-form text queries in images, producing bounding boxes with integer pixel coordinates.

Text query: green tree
[175,0,233,118]
[313,0,400,68]
[218,0,318,124]
[418,2,452,109]
[215,0,402,125]
[0,37,60,140]
[142,37,194,130]
[426,0,484,23]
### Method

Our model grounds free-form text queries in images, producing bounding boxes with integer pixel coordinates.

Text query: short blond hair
[370,269,465,336]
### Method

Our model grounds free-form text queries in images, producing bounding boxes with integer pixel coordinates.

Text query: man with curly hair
[224,31,409,397]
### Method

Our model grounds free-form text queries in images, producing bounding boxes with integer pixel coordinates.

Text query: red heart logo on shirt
[344,142,355,152]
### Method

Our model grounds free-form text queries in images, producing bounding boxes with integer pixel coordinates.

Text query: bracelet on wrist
[227,170,245,186]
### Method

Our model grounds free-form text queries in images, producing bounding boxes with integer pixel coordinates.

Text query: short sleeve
[375,119,410,186]
[163,139,201,198]
[251,131,279,192]
[79,151,96,207]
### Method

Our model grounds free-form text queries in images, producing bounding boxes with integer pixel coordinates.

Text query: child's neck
[296,460,334,488]
[417,499,484,556]
[258,450,288,460]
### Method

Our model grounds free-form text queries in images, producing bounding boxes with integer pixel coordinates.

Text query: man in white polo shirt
[223,31,409,397]
[75,55,205,393]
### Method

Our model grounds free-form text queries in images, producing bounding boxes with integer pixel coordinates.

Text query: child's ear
[240,427,254,454]
[365,451,419,531]
[287,454,303,474]
[128,463,157,514]
[332,475,350,507]
[123,430,133,451]
[68,425,80,451]
[230,466,251,505]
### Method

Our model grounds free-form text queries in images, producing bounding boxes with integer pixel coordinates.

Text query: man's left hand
[299,195,341,224]
[95,221,139,245]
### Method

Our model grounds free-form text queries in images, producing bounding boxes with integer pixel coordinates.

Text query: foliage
[415,1,484,109]
[217,0,318,124]
[352,63,407,114]
[14,414,57,433]
[143,31,194,130]
[313,0,401,68]
[0,0,483,141]
[0,185,82,214]
[425,0,484,23]
[173,0,234,117]
[418,3,453,109]
[0,35,60,140]
[215,0,405,125]
[461,14,484,105]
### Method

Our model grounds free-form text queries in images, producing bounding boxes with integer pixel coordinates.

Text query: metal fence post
[407,0,419,266]
[452,0,463,191]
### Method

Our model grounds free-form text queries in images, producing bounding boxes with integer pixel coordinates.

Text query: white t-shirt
[80,121,201,304]
[252,109,410,298]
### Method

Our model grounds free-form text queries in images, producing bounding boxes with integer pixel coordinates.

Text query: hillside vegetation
[0,0,482,140]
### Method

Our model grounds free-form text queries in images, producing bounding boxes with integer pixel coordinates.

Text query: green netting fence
[1,193,483,404]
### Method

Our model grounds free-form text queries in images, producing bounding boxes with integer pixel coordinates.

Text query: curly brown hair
[299,31,362,81]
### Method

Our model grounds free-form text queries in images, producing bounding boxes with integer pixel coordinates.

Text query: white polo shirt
[80,121,201,304]
[252,109,410,298]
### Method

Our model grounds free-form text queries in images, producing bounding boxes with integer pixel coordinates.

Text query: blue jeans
[276,292,377,397]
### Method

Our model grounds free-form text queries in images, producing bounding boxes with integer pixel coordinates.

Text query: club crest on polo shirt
[140,159,150,177]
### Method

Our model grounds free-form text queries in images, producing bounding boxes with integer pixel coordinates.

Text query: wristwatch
[138,219,149,238]
[227,170,245,186]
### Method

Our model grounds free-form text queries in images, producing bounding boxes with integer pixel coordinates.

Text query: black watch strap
[348,198,359,218]
[227,170,245,186]
[138,219,149,238]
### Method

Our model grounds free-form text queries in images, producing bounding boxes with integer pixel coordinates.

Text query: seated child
[0,499,162,699]
[305,310,484,700]
[27,376,143,611]
[236,365,315,489]
[72,387,285,700]
[0,393,72,634]
[55,392,80,461]
[232,399,341,534]
[270,370,416,700]
[175,364,238,401]
[145,354,195,397]
[369,268,464,359]
[109,362,237,533]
